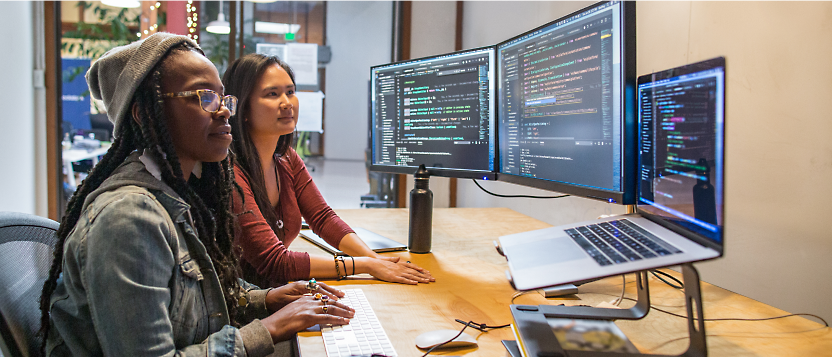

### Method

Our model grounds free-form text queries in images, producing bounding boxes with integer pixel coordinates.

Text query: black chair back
[0,212,59,357]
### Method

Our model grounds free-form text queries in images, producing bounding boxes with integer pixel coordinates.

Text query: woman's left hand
[266,280,345,311]
[363,256,436,285]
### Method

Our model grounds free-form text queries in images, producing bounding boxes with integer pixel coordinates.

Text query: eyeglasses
[161,89,238,116]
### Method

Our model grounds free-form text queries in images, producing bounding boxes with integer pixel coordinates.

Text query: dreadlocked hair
[39,42,242,355]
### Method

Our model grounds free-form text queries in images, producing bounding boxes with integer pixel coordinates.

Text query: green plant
[61,1,143,110]
[61,1,142,60]
[200,32,231,75]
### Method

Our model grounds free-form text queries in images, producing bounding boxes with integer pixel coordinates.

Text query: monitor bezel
[635,56,727,254]
[368,45,498,180]
[493,1,637,204]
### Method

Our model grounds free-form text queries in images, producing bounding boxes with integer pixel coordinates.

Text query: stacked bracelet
[334,256,342,280]
[335,256,348,280]
[334,256,355,280]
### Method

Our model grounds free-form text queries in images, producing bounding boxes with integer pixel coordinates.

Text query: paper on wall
[285,43,318,86]
[295,91,324,133]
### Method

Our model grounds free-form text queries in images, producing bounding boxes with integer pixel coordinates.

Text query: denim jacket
[47,151,275,357]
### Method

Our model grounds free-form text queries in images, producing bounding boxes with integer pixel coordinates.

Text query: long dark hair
[222,54,296,238]
[39,43,242,353]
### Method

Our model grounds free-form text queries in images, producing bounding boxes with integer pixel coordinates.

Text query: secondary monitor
[496,1,636,203]
[370,47,497,179]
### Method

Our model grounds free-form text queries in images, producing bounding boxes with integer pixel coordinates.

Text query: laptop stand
[510,263,707,357]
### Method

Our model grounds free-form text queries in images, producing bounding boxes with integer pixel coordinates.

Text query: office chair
[0,212,59,357]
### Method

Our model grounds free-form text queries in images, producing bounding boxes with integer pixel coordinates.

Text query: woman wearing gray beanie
[39,33,354,357]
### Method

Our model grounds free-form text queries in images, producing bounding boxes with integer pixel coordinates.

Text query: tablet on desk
[299,227,407,256]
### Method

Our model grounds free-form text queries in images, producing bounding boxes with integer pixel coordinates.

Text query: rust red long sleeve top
[233,148,353,285]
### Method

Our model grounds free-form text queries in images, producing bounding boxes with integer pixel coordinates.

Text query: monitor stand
[510,263,707,357]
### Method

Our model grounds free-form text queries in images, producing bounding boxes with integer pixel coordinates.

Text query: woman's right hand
[261,295,355,343]
[266,280,345,311]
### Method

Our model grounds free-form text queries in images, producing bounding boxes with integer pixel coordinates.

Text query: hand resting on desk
[338,232,435,284]
[359,255,435,285]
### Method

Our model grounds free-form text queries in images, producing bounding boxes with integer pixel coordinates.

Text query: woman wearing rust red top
[224,53,435,287]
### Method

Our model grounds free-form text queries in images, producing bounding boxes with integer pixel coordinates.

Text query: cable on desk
[511,290,535,304]
[654,306,829,327]
[454,319,511,332]
[650,269,684,289]
[613,275,626,306]
[614,296,830,327]
[472,179,570,199]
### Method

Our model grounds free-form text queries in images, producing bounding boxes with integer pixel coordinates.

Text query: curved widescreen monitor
[496,1,636,203]
[370,47,497,179]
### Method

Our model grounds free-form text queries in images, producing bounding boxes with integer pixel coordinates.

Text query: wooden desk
[294,208,831,356]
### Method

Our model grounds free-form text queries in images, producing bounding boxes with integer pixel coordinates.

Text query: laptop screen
[637,57,725,246]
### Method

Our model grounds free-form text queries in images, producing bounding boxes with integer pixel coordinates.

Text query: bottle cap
[414,164,430,179]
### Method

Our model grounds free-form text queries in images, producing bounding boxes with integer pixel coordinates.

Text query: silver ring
[306,278,318,292]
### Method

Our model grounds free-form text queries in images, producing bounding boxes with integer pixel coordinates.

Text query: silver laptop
[500,57,726,291]
[299,227,408,256]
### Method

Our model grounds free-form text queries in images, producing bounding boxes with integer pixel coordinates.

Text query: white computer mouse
[415,329,478,349]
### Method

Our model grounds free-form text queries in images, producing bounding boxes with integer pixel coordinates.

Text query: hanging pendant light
[101,0,140,8]
[206,0,231,35]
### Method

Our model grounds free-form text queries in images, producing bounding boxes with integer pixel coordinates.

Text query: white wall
[409,1,456,58]
[455,1,832,322]
[324,1,392,161]
[638,1,832,324]
[0,2,37,215]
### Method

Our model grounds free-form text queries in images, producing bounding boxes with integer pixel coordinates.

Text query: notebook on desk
[299,227,407,256]
[500,57,726,291]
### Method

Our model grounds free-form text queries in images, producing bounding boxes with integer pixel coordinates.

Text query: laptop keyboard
[565,219,682,266]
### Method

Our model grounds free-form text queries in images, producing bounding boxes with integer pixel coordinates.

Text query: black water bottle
[408,164,433,253]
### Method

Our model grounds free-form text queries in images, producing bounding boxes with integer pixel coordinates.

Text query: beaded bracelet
[334,256,342,280]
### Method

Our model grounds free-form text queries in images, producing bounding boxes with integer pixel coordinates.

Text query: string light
[187,0,199,43]
[139,1,162,39]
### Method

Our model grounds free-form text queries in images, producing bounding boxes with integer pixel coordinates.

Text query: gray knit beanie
[86,32,200,137]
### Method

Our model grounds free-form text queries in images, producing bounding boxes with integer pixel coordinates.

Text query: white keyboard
[321,289,397,357]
